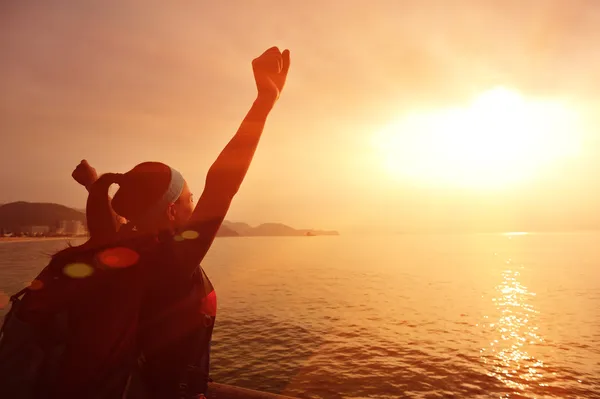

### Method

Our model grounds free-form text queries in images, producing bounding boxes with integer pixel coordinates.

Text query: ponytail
[51,173,127,260]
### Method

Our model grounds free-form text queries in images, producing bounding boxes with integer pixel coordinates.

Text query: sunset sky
[2,0,600,233]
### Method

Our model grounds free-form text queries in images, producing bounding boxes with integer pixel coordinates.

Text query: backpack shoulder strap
[0,287,46,399]
[0,287,29,338]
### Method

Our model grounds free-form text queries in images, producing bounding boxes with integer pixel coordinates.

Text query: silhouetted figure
[2,47,290,399]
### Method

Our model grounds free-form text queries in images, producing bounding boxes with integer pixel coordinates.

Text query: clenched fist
[72,160,98,191]
[252,47,290,105]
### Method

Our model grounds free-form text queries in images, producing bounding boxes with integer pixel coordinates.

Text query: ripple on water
[1,236,600,399]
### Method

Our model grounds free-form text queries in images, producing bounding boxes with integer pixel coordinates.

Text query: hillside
[0,202,86,231]
[0,202,239,236]
[0,202,338,237]
[223,221,339,236]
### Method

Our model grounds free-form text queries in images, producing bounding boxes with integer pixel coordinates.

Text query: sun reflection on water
[481,263,547,396]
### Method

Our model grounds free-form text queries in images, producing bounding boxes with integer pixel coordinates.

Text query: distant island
[221,221,339,237]
[0,202,339,238]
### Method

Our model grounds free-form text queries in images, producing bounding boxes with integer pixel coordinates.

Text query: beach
[0,236,85,244]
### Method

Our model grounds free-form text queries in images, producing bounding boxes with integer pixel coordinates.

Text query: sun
[373,87,582,189]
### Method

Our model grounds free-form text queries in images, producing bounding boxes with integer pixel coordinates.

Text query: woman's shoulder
[47,234,162,275]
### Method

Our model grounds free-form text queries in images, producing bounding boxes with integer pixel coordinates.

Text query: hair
[50,163,173,256]
[45,163,175,269]
[111,162,173,225]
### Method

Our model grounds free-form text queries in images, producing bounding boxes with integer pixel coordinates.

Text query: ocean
[1,233,599,399]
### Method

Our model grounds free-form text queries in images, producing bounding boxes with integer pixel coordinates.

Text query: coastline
[0,234,338,244]
[0,237,85,244]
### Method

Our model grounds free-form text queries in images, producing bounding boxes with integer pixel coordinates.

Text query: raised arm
[176,47,291,270]
[72,160,124,242]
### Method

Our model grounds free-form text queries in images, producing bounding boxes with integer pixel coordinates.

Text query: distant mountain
[223,221,339,236]
[0,202,338,237]
[249,222,299,236]
[216,225,239,237]
[222,221,253,235]
[0,202,238,237]
[0,202,86,231]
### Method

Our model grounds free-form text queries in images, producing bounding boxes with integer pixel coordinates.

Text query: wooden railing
[207,383,299,399]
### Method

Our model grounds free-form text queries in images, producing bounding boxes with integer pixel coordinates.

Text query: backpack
[123,265,216,399]
[0,237,216,399]
[0,245,141,399]
[0,289,43,399]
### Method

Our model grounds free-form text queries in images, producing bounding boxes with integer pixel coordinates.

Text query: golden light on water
[503,232,529,237]
[373,87,582,189]
[481,264,547,396]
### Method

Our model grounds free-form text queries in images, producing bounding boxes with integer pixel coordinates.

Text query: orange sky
[2,0,600,233]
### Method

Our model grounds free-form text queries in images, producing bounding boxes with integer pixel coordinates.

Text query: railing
[207,383,299,399]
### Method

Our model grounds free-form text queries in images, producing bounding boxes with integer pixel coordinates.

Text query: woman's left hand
[252,47,291,105]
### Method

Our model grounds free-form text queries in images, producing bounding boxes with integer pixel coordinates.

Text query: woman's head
[111,162,194,231]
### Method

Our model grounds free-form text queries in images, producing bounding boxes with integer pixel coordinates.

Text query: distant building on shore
[21,225,51,236]
[55,220,87,236]
[0,228,12,237]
